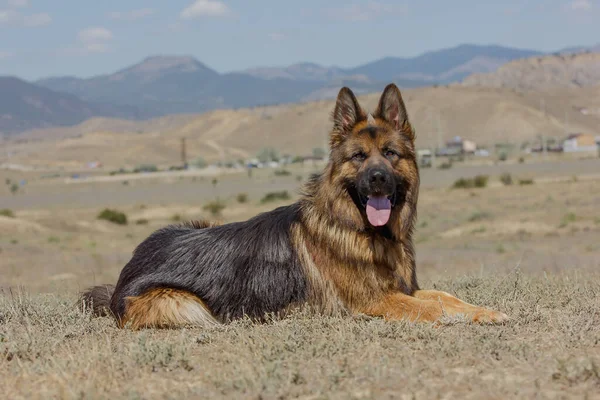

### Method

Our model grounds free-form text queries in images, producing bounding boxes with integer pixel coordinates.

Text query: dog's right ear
[331,87,363,146]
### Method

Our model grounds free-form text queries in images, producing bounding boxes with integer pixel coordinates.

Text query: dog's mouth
[356,191,397,227]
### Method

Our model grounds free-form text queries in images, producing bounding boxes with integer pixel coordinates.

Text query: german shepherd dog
[81,84,508,329]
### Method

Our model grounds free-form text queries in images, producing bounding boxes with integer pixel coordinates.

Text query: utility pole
[540,98,547,159]
[181,137,188,170]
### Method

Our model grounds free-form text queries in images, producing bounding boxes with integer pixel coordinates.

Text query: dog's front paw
[471,308,509,324]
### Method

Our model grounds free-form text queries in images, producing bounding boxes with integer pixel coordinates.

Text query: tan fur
[119,288,218,330]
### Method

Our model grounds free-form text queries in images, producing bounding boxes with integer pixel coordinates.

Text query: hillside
[461,51,600,90]
[3,85,599,170]
[0,77,143,135]
[33,45,540,121]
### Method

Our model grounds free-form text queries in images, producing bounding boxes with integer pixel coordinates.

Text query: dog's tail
[79,284,115,317]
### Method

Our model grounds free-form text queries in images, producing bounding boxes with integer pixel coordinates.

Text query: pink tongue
[366,196,391,227]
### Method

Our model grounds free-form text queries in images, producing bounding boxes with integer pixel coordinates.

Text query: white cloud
[23,12,51,26]
[0,9,18,23]
[109,8,155,21]
[180,0,229,19]
[569,0,593,10]
[77,27,113,53]
[7,0,28,8]
[0,7,51,27]
[78,27,113,43]
[268,32,285,41]
[326,2,408,21]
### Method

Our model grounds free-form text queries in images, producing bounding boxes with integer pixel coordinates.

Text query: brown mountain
[461,51,600,90]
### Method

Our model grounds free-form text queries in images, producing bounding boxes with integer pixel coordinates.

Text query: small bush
[296,175,303,182]
[0,209,15,218]
[452,175,488,189]
[171,214,182,222]
[498,152,508,162]
[211,178,218,187]
[518,157,525,164]
[97,209,128,225]
[236,193,248,203]
[274,169,291,176]
[468,211,492,222]
[135,218,149,225]
[474,175,488,188]
[10,183,19,195]
[133,164,158,173]
[500,173,513,186]
[203,199,226,216]
[519,178,534,185]
[47,236,60,244]
[261,190,291,204]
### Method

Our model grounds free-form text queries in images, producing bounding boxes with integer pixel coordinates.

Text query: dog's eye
[384,149,398,159]
[352,152,367,162]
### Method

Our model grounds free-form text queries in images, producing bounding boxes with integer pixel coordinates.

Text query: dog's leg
[119,288,219,330]
[362,292,446,323]
[413,290,508,324]
[362,291,508,324]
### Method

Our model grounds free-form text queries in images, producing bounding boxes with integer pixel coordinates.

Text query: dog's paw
[471,308,509,324]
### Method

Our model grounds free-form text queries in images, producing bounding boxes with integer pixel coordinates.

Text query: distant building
[436,136,477,156]
[562,133,597,153]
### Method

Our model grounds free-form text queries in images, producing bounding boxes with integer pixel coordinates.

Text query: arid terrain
[1,157,599,399]
[2,83,599,169]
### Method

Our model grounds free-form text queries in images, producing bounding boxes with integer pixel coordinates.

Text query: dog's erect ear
[375,83,413,140]
[331,87,364,145]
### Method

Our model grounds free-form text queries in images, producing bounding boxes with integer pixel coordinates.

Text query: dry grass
[1,272,599,399]
[1,161,600,399]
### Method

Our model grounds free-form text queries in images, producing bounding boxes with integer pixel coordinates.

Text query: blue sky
[0,0,598,80]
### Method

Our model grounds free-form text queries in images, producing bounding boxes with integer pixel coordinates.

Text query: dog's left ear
[331,87,365,146]
[375,83,414,141]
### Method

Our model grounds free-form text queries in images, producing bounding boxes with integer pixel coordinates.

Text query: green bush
[261,190,291,204]
[203,199,226,216]
[135,218,149,225]
[236,193,248,203]
[468,211,492,222]
[0,209,15,218]
[519,178,534,185]
[10,183,19,195]
[192,157,207,169]
[171,214,182,222]
[133,164,158,173]
[474,175,488,188]
[274,169,291,176]
[97,209,128,225]
[452,175,488,189]
[500,173,513,186]
[498,152,508,162]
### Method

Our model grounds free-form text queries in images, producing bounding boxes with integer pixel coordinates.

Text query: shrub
[468,211,492,222]
[0,209,15,218]
[498,152,508,162]
[519,178,534,185]
[452,175,488,189]
[97,209,128,225]
[211,178,218,187]
[171,214,182,222]
[500,173,513,186]
[10,183,19,195]
[133,164,158,173]
[236,193,248,203]
[296,175,303,182]
[312,147,327,159]
[135,218,149,225]
[203,199,226,216]
[261,190,291,204]
[193,157,207,169]
[518,157,525,164]
[257,147,280,163]
[474,175,488,188]
[274,169,291,176]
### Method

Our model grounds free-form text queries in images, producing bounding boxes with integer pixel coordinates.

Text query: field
[1,158,600,399]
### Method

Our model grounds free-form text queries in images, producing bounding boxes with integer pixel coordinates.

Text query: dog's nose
[369,169,387,185]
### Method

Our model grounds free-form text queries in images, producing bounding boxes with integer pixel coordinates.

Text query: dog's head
[327,84,419,230]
